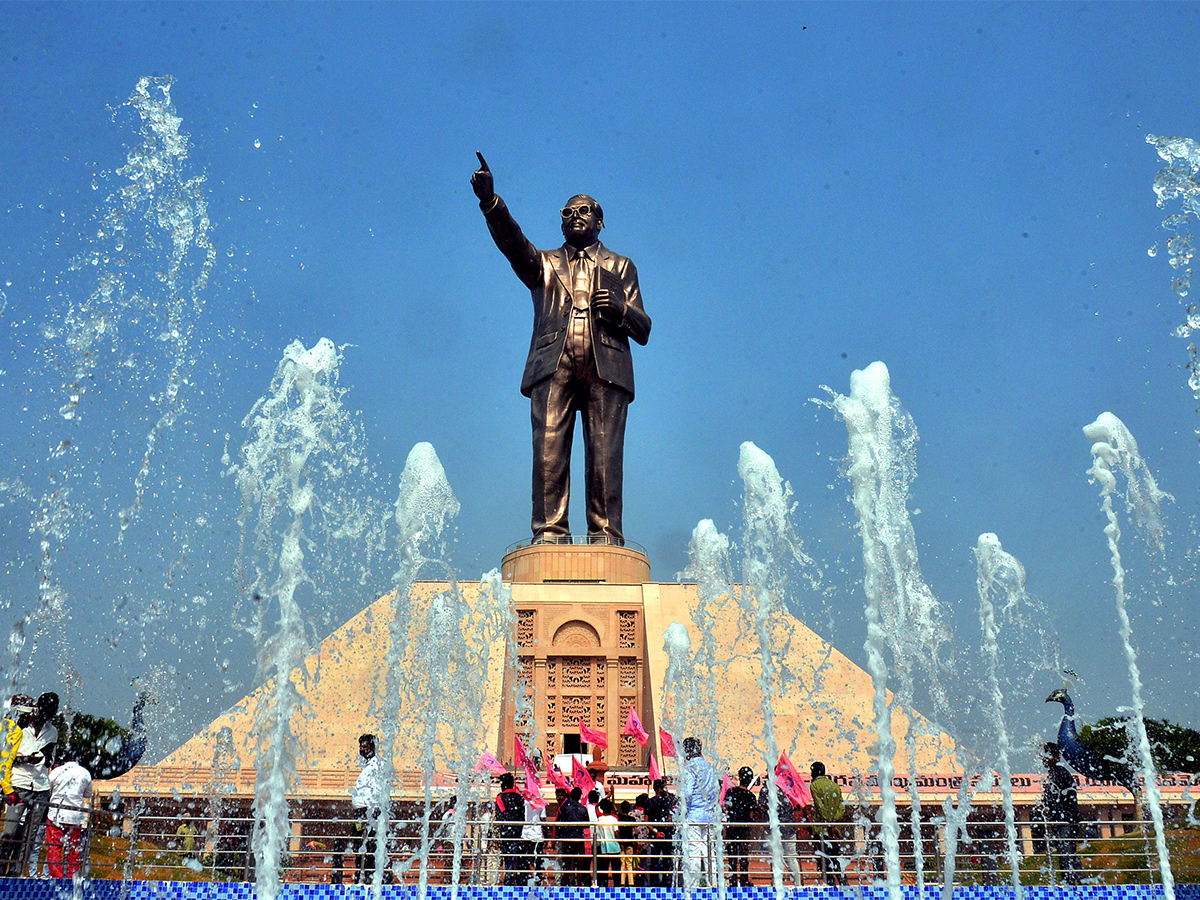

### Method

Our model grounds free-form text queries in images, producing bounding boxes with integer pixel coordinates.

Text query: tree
[51,707,145,779]
[1080,717,1200,775]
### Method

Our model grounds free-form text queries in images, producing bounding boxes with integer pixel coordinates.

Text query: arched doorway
[504,606,647,768]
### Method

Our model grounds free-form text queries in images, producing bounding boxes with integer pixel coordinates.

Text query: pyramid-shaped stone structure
[115,576,954,800]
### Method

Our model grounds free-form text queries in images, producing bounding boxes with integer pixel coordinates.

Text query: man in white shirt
[1,693,57,877]
[680,737,718,891]
[521,793,547,885]
[46,753,91,878]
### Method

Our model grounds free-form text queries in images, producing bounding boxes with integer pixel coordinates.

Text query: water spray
[229,337,362,900]
[1084,412,1175,899]
[818,361,954,897]
[974,533,1029,897]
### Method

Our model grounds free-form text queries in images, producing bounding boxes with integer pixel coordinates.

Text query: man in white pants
[46,752,91,878]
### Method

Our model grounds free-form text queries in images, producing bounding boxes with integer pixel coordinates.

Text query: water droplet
[1148,243,1159,257]
[253,139,261,149]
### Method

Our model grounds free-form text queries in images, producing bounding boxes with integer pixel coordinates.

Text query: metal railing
[0,795,94,879]
[7,807,1190,886]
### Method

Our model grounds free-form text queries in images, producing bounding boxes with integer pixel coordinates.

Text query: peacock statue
[1046,685,1138,799]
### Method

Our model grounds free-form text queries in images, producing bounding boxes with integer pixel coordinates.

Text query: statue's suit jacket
[483,196,652,398]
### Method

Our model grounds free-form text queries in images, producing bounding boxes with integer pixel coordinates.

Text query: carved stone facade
[502,600,648,769]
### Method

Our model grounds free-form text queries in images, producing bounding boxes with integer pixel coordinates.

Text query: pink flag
[523,770,547,808]
[720,771,734,805]
[547,766,570,791]
[572,755,595,795]
[514,735,530,771]
[648,754,662,784]
[622,707,649,746]
[774,751,813,807]
[474,751,506,775]
[659,727,676,758]
[579,718,608,750]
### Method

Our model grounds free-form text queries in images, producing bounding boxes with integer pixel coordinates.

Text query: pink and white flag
[547,766,570,791]
[474,751,506,775]
[514,735,530,771]
[774,750,813,807]
[571,756,595,794]
[622,707,649,746]
[523,770,547,809]
[720,771,734,805]
[648,754,662,785]
[579,719,608,749]
[659,727,676,758]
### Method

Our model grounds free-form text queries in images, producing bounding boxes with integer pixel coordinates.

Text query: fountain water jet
[735,441,820,896]
[1084,411,1176,899]
[112,77,216,538]
[0,75,218,729]
[228,337,371,900]
[369,448,518,895]
[1147,134,1200,410]
[678,519,731,765]
[974,533,1031,896]
[373,441,459,890]
[818,361,956,898]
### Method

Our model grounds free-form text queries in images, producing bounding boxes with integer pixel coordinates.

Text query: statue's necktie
[572,251,591,311]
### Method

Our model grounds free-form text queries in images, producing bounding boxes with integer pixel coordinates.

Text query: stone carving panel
[519,656,534,689]
[517,610,536,647]
[562,695,597,725]
[552,620,601,649]
[561,657,594,689]
[619,734,639,766]
[618,657,638,690]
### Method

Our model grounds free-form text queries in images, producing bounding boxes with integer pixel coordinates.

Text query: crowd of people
[0,696,1091,886]
[337,733,852,889]
[470,736,851,889]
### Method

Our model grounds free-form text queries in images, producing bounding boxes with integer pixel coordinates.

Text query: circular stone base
[501,540,650,584]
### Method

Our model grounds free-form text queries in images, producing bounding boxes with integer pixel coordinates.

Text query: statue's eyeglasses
[561,205,594,219]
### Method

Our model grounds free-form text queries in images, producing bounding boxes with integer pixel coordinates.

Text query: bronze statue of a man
[472,154,651,545]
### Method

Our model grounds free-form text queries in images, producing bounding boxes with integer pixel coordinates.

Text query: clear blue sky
[1,2,1197,762]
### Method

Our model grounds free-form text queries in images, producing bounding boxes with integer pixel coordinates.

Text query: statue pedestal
[501,539,650,584]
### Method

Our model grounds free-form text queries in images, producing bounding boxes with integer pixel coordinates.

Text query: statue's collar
[561,240,602,261]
